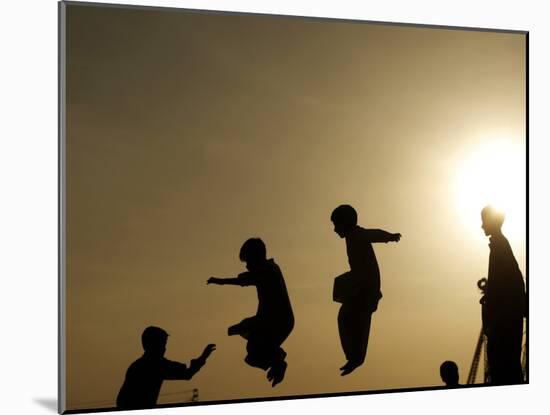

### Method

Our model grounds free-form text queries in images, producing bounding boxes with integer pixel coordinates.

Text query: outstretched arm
[207,272,257,287]
[163,344,217,380]
[188,344,216,378]
[364,229,401,243]
[207,276,241,286]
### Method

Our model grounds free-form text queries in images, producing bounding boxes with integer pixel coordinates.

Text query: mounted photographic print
[59,1,528,413]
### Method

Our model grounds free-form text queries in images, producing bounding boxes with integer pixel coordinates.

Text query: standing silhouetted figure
[331,204,401,375]
[480,206,526,385]
[208,238,294,387]
[116,326,216,410]
[440,360,460,387]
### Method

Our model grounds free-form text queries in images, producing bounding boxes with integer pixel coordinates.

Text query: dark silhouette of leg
[244,352,270,370]
[265,346,288,385]
[356,310,373,365]
[228,316,257,339]
[488,317,524,385]
[244,331,271,370]
[338,303,354,365]
[244,323,291,386]
[267,357,287,387]
[245,339,287,386]
[245,327,280,369]
[339,302,374,375]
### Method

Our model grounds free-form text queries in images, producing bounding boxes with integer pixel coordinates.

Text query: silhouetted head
[440,361,459,387]
[239,238,267,271]
[481,205,505,237]
[141,326,168,357]
[330,205,358,238]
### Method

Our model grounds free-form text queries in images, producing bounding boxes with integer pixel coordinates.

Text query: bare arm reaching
[207,277,241,285]
[163,344,216,380]
[364,229,401,243]
[207,272,257,286]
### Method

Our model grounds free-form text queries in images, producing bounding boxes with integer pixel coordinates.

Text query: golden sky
[64,3,526,410]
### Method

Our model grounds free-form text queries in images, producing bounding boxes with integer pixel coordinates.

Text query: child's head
[330,204,358,238]
[141,326,168,357]
[239,238,267,270]
[481,205,505,236]
[439,360,459,386]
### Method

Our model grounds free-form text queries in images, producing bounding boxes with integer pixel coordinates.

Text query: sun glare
[455,138,526,242]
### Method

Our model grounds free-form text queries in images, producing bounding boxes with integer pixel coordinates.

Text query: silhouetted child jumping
[330,204,401,375]
[480,205,526,385]
[208,238,294,387]
[116,326,215,409]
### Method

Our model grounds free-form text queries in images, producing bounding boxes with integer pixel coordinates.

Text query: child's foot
[340,361,361,376]
[339,361,351,371]
[266,363,278,381]
[269,361,287,387]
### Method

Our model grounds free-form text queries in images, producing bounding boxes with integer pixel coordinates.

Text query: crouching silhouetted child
[116,326,216,410]
[208,238,294,387]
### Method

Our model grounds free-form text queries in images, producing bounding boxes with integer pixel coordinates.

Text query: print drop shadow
[34,398,57,412]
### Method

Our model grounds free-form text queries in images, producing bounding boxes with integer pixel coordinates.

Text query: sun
[454,137,526,242]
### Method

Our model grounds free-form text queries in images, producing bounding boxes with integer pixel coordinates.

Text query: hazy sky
[64,3,526,411]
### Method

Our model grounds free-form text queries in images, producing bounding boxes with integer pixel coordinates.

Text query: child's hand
[393,233,402,242]
[201,344,216,359]
[207,277,218,285]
